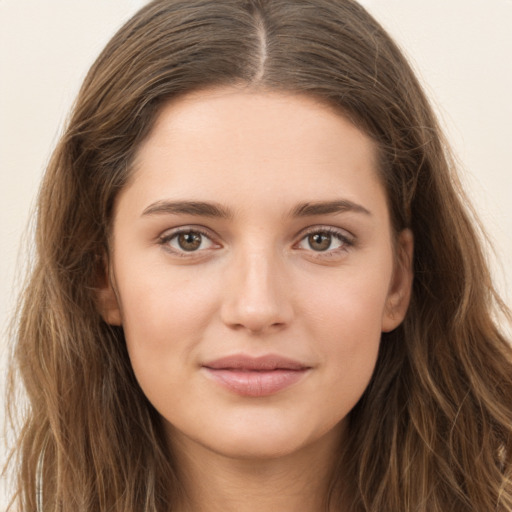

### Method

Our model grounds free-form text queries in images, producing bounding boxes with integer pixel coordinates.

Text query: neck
[168,426,347,512]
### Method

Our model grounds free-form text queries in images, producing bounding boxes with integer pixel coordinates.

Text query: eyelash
[295,226,355,256]
[158,226,218,258]
[158,225,355,258]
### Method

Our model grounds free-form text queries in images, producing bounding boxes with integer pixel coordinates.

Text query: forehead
[139,88,375,160]
[121,87,387,219]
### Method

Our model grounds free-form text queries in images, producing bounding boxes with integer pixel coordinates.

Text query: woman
[6,0,512,510]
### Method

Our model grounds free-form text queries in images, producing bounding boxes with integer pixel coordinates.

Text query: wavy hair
[6,0,512,510]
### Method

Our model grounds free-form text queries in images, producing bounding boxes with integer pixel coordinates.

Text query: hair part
[6,1,512,510]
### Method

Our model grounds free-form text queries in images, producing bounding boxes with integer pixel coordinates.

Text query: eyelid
[158,225,221,256]
[296,225,354,241]
[156,224,355,258]
[293,225,355,253]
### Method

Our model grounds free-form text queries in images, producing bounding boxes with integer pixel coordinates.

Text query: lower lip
[202,368,309,397]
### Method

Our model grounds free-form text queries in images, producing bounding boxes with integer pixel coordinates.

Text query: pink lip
[202,354,311,397]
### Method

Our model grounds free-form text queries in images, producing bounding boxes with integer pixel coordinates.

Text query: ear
[95,254,122,326]
[381,229,414,333]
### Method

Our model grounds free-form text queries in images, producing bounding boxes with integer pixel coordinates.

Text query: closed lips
[202,354,310,371]
[202,355,311,397]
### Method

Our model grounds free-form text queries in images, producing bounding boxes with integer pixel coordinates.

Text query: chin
[211,432,306,460]
[167,411,344,462]
[202,441,308,462]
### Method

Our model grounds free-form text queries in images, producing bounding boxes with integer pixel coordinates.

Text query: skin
[98,87,413,511]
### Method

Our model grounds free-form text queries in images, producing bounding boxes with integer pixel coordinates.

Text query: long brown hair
[6,0,512,510]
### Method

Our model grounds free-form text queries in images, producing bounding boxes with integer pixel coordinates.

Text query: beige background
[1,0,511,506]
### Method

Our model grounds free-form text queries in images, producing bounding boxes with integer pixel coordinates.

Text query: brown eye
[296,228,351,254]
[307,233,332,251]
[177,232,203,251]
[161,229,216,254]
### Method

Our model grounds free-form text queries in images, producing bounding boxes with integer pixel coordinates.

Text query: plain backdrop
[1,0,511,507]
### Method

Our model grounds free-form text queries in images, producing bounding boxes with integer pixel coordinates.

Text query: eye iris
[308,233,331,251]
[178,232,202,251]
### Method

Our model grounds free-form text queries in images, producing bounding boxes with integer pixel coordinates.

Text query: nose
[220,248,294,334]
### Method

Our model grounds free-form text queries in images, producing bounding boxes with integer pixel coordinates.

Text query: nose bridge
[221,241,292,333]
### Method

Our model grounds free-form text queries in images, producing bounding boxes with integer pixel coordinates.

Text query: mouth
[201,354,311,397]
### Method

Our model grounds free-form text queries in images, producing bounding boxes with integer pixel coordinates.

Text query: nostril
[222,305,292,334]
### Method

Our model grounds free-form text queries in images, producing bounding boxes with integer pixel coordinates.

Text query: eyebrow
[141,199,371,219]
[142,200,233,219]
[291,200,372,217]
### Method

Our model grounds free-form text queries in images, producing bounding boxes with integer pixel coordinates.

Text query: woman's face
[99,87,413,460]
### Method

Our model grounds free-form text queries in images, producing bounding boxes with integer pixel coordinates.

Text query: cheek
[299,262,392,404]
[301,261,392,343]
[115,263,222,374]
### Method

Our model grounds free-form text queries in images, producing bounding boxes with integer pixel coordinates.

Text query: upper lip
[202,354,310,371]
